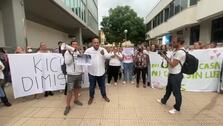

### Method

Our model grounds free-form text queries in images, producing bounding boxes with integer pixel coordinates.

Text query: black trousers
[161,73,183,111]
[135,67,147,85]
[107,66,120,83]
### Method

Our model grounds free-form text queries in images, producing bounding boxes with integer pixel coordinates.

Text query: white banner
[150,48,223,92]
[8,53,66,98]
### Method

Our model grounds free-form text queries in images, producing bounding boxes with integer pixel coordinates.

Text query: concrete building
[145,0,223,46]
[0,0,98,51]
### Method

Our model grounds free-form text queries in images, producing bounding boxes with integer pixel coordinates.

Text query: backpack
[179,49,199,75]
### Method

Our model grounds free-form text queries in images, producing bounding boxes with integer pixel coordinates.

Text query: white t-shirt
[84,47,113,76]
[168,48,186,74]
[109,52,123,66]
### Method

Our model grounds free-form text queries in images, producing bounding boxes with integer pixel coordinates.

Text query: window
[164,7,169,21]
[147,22,152,31]
[190,25,200,45]
[212,17,223,42]
[174,0,181,15]
[156,15,159,26]
[157,15,160,25]
[169,2,174,18]
[181,0,188,10]
[153,18,157,28]
[190,0,198,6]
[159,11,163,24]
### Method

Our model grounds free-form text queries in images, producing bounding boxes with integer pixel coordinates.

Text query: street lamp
[124,29,128,41]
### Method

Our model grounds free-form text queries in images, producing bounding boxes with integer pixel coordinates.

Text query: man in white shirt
[64,40,84,115]
[157,37,186,114]
[84,37,112,105]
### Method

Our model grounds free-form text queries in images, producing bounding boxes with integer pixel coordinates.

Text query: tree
[101,6,146,45]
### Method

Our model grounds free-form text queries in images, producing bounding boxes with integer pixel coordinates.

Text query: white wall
[197,0,223,21]
[0,10,5,47]
[26,20,71,49]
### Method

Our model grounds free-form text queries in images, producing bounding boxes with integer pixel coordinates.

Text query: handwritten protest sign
[8,53,66,98]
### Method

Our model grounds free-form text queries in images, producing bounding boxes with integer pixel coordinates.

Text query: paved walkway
[1,83,223,126]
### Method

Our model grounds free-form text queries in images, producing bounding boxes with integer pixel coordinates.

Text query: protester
[157,37,186,114]
[0,60,11,107]
[37,42,54,97]
[107,47,123,85]
[0,48,11,84]
[142,47,151,86]
[53,41,63,53]
[15,47,25,54]
[209,42,217,48]
[134,47,149,88]
[64,40,83,115]
[26,46,33,53]
[193,42,201,50]
[122,46,135,84]
[150,44,157,52]
[84,36,112,105]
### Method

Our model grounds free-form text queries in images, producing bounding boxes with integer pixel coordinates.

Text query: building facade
[0,0,98,51]
[145,0,223,45]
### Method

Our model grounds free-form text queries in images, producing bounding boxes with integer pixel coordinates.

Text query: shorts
[67,74,82,91]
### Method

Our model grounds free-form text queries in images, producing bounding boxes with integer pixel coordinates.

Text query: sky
[98,0,160,28]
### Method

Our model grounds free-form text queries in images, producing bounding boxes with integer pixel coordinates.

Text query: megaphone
[60,43,76,52]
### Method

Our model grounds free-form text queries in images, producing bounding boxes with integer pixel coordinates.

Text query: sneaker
[136,84,139,88]
[122,81,126,84]
[78,93,81,97]
[114,82,117,85]
[88,98,93,105]
[106,83,110,85]
[131,81,135,84]
[143,85,146,88]
[103,96,110,102]
[64,106,70,115]
[168,108,179,114]
[74,100,83,106]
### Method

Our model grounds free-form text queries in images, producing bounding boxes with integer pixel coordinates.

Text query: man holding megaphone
[63,40,84,115]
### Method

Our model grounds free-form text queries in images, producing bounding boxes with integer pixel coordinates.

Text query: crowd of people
[0,36,223,116]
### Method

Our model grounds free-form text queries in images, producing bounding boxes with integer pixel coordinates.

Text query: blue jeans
[88,74,106,98]
[0,87,5,97]
[123,63,134,81]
